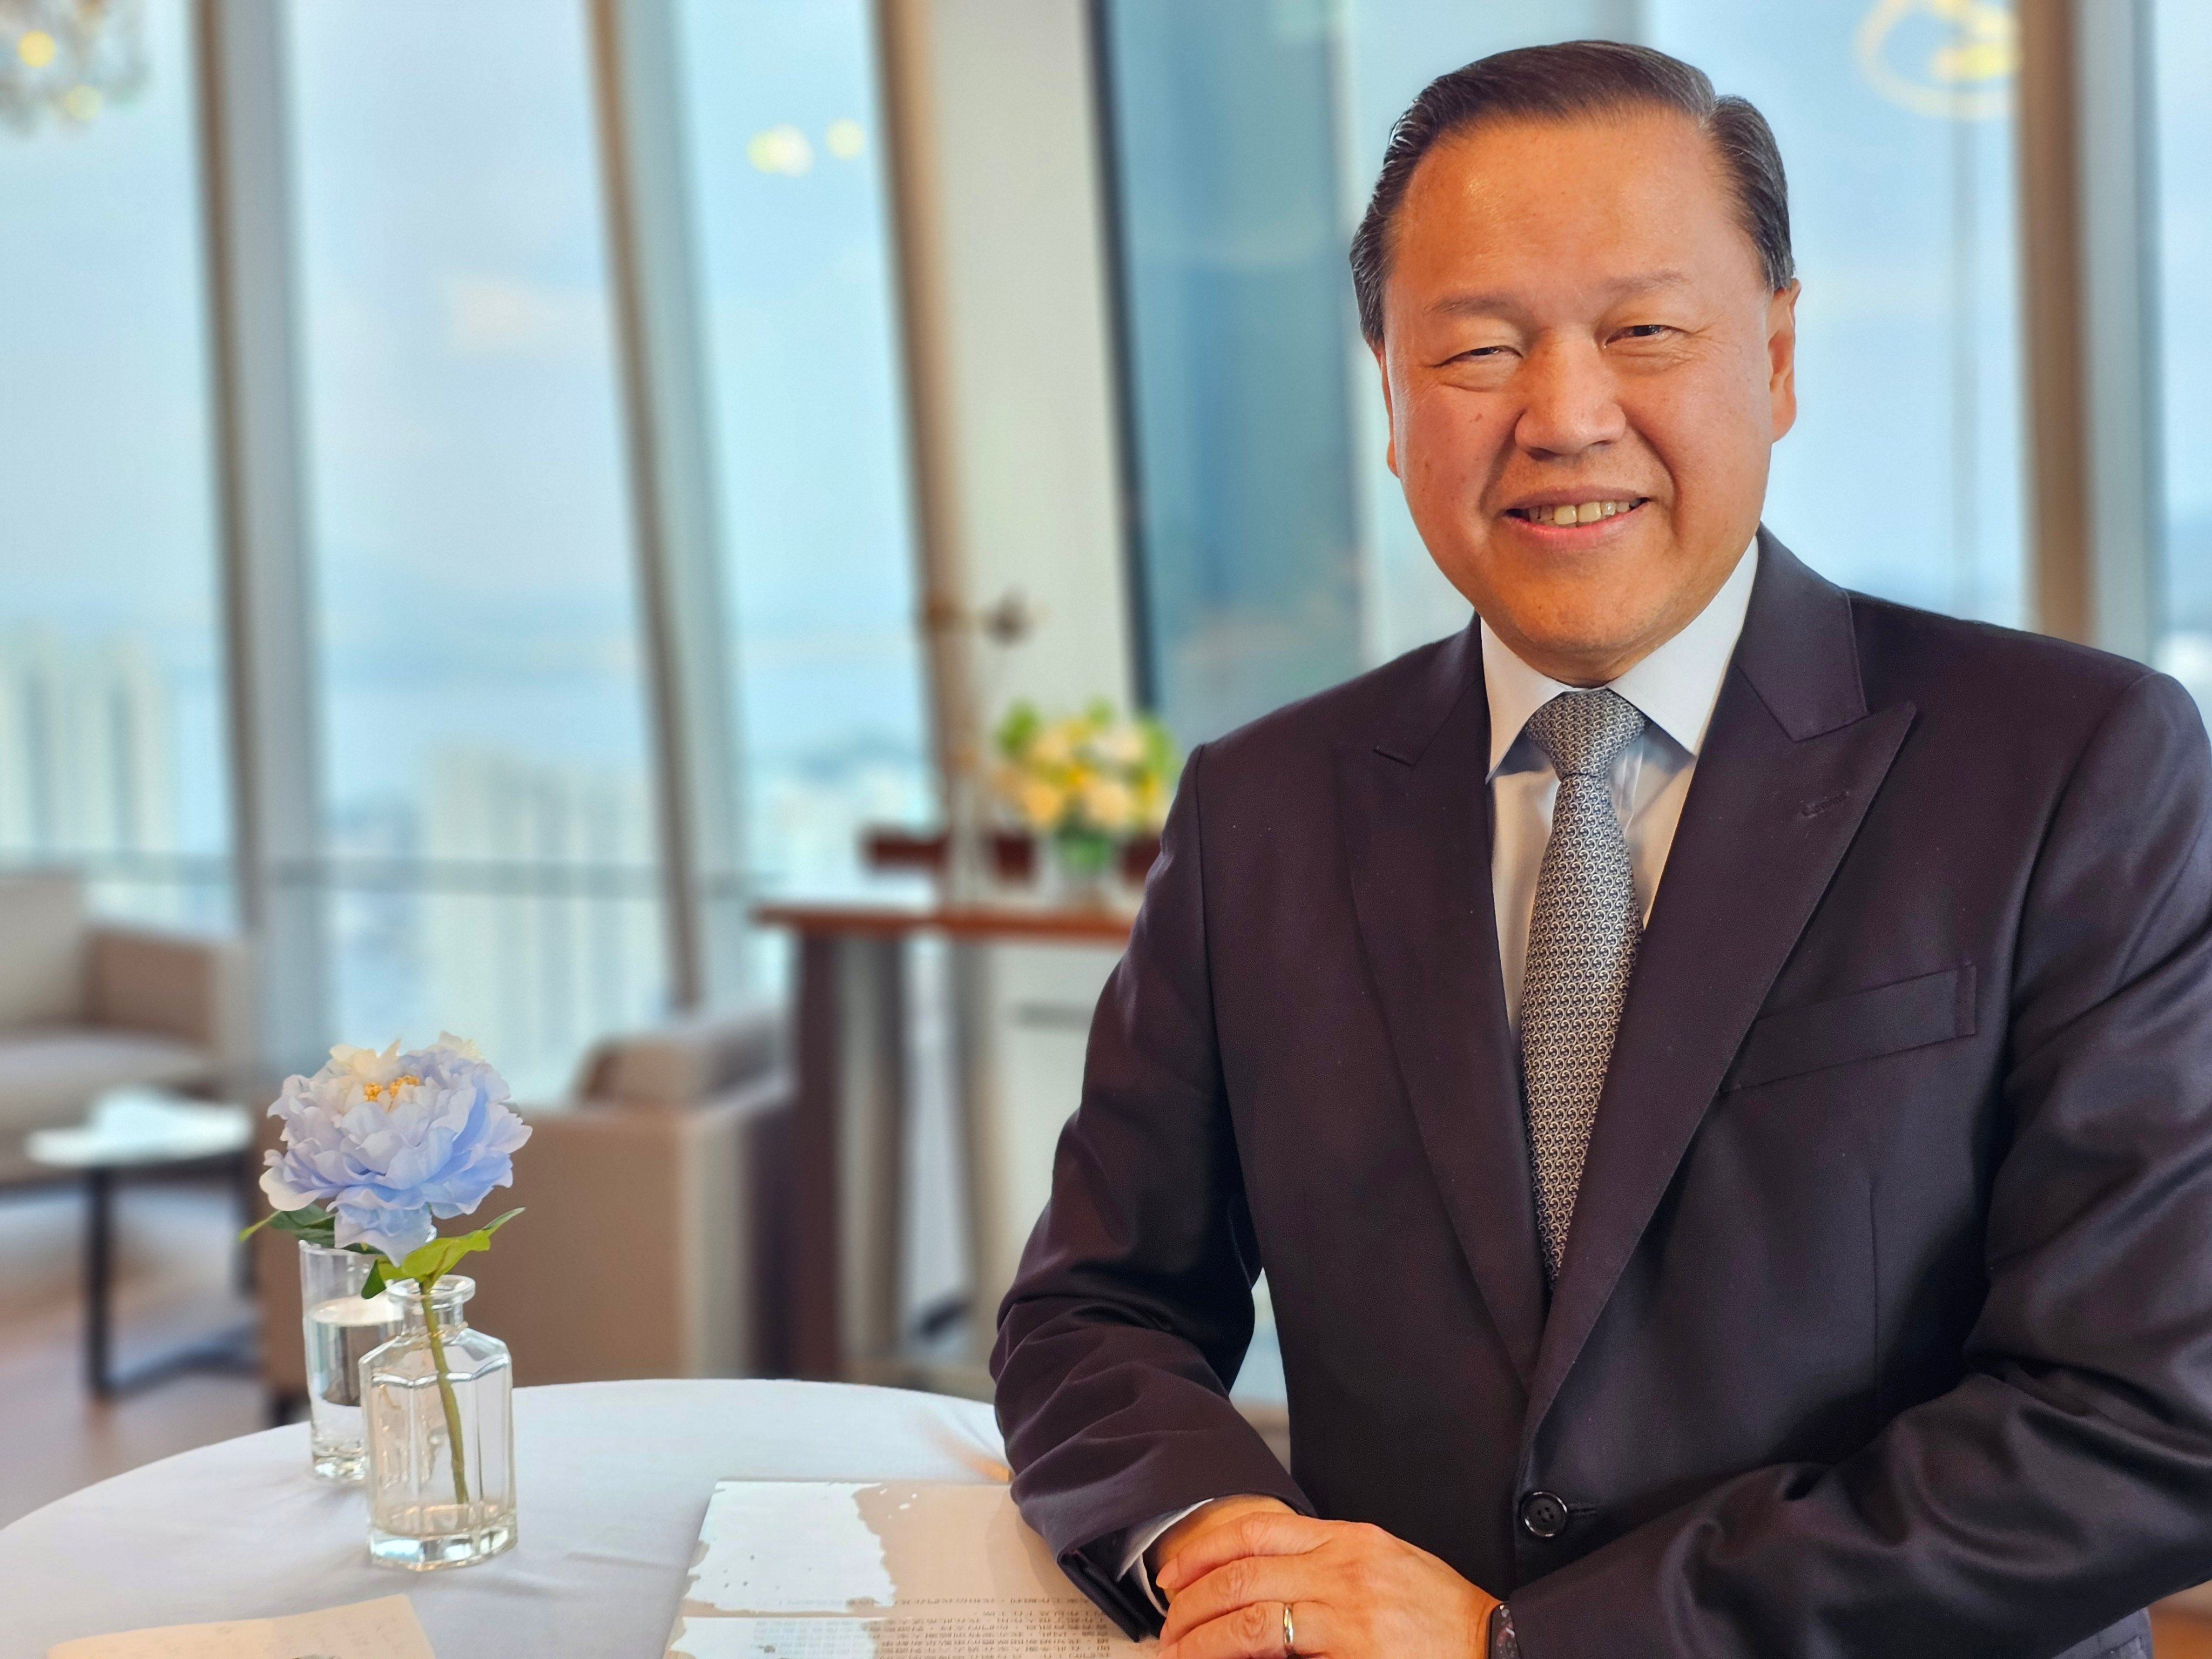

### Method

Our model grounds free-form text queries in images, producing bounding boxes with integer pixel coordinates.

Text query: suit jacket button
[1519,1491,1570,1540]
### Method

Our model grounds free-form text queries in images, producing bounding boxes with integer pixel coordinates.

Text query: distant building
[418,746,664,1094]
[0,626,183,918]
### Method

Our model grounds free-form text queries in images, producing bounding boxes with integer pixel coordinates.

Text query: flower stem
[420,1285,471,1509]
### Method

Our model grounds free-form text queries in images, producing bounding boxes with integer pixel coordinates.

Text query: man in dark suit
[993,40,2212,1659]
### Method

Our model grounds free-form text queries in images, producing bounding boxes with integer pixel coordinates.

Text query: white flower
[1093,722,1146,767]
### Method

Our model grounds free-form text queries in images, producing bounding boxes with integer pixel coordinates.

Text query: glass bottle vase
[298,1240,402,1482]
[1048,827,1117,907]
[360,1274,516,1569]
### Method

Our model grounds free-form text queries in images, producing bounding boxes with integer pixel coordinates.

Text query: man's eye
[1452,346,1511,362]
[1617,324,1671,340]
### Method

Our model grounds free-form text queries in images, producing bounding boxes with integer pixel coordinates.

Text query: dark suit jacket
[992,533,2212,1657]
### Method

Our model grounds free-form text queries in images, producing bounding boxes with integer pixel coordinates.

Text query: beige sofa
[258,1003,791,1399]
[0,869,252,1184]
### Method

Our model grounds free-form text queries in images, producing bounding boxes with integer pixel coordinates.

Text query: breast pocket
[1723,965,1977,1092]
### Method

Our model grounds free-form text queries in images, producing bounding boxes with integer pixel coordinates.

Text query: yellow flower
[1138,775,1168,830]
[1031,723,1076,768]
[1080,776,1137,832]
[1017,778,1066,831]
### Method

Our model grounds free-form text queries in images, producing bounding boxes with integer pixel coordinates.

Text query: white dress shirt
[1483,539,1757,1026]
[1117,541,1758,1610]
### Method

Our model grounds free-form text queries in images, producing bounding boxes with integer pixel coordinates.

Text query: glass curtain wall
[671,0,930,923]
[1334,0,1642,666]
[1100,0,2027,748]
[1645,0,2027,625]
[0,0,232,927]
[1096,0,1365,747]
[286,1,666,1095]
[2155,0,2211,699]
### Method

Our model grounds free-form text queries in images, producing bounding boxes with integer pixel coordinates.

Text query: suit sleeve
[1512,671,2212,1657]
[991,742,1311,1638]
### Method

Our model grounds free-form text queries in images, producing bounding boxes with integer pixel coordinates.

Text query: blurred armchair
[0,869,252,1185]
[258,1003,791,1402]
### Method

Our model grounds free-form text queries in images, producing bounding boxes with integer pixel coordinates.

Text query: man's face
[1375,109,1798,685]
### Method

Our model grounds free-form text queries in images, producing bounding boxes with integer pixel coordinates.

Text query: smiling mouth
[1506,497,1647,527]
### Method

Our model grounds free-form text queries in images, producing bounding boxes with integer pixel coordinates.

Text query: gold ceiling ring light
[1858,0,2020,120]
[0,0,146,133]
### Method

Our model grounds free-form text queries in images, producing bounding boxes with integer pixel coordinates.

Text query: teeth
[1533,500,1634,525]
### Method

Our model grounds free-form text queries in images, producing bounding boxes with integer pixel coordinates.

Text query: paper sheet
[666,1482,1148,1657]
[46,1595,434,1659]
[669,1612,1126,1657]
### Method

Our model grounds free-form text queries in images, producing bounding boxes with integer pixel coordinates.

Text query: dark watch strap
[1489,1602,1520,1658]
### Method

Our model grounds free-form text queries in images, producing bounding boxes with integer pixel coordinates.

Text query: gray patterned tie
[1519,688,1648,1282]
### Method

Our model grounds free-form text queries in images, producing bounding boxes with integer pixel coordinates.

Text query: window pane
[288,0,665,1092]
[2155,0,2212,699]
[0,0,232,928]
[1099,0,1363,747]
[1337,1,1639,665]
[1100,1,2025,750]
[1644,0,2027,623]
[672,0,931,913]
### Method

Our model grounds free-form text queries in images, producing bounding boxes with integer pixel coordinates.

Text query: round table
[0,1379,1009,1658]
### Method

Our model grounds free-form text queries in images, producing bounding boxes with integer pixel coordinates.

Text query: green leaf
[362,1257,389,1299]
[995,699,1040,757]
[238,1203,336,1247]
[390,1208,525,1289]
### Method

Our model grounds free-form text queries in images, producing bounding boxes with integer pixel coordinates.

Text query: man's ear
[1767,279,1800,442]
[1372,341,1399,477]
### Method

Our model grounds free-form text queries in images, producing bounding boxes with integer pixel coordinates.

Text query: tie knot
[1523,688,1646,779]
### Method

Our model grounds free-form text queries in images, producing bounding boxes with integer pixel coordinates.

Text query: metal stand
[81,1157,259,1398]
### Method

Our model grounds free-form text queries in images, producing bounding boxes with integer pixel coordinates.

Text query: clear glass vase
[299,1240,402,1482]
[360,1274,516,1570]
[1049,828,1117,907]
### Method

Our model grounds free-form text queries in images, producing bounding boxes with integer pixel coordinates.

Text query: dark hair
[1350,41,1793,344]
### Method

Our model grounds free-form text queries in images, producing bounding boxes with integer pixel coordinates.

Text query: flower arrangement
[992,699,1176,880]
[245,1033,529,1506]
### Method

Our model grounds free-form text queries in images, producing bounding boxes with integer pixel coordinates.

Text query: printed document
[665,1481,1150,1656]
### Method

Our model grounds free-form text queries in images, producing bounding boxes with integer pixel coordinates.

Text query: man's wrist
[1488,1601,1519,1658]
[1149,1493,1293,1582]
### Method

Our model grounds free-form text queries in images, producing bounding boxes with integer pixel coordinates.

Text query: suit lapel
[1338,628,1547,1387]
[1523,533,1917,1435]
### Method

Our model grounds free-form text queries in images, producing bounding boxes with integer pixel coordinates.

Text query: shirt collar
[1480,539,1758,778]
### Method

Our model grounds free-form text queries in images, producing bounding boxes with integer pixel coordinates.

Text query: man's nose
[1513,339,1628,459]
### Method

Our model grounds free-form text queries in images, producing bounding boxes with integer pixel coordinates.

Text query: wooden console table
[753,900,1134,1384]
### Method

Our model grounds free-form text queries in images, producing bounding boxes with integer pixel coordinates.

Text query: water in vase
[361,1275,517,1569]
[305,1291,402,1481]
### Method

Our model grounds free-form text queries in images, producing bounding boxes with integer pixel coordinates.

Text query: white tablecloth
[0,1379,1009,1658]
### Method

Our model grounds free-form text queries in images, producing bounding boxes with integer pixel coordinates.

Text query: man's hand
[1153,1505,1499,1657]
[1151,1495,1299,1588]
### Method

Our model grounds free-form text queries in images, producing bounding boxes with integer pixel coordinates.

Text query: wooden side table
[753,900,1132,1383]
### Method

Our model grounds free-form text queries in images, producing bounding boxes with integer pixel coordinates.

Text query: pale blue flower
[261,1033,531,1263]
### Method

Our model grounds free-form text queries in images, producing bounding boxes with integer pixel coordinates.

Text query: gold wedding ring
[1282,1600,1297,1655]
